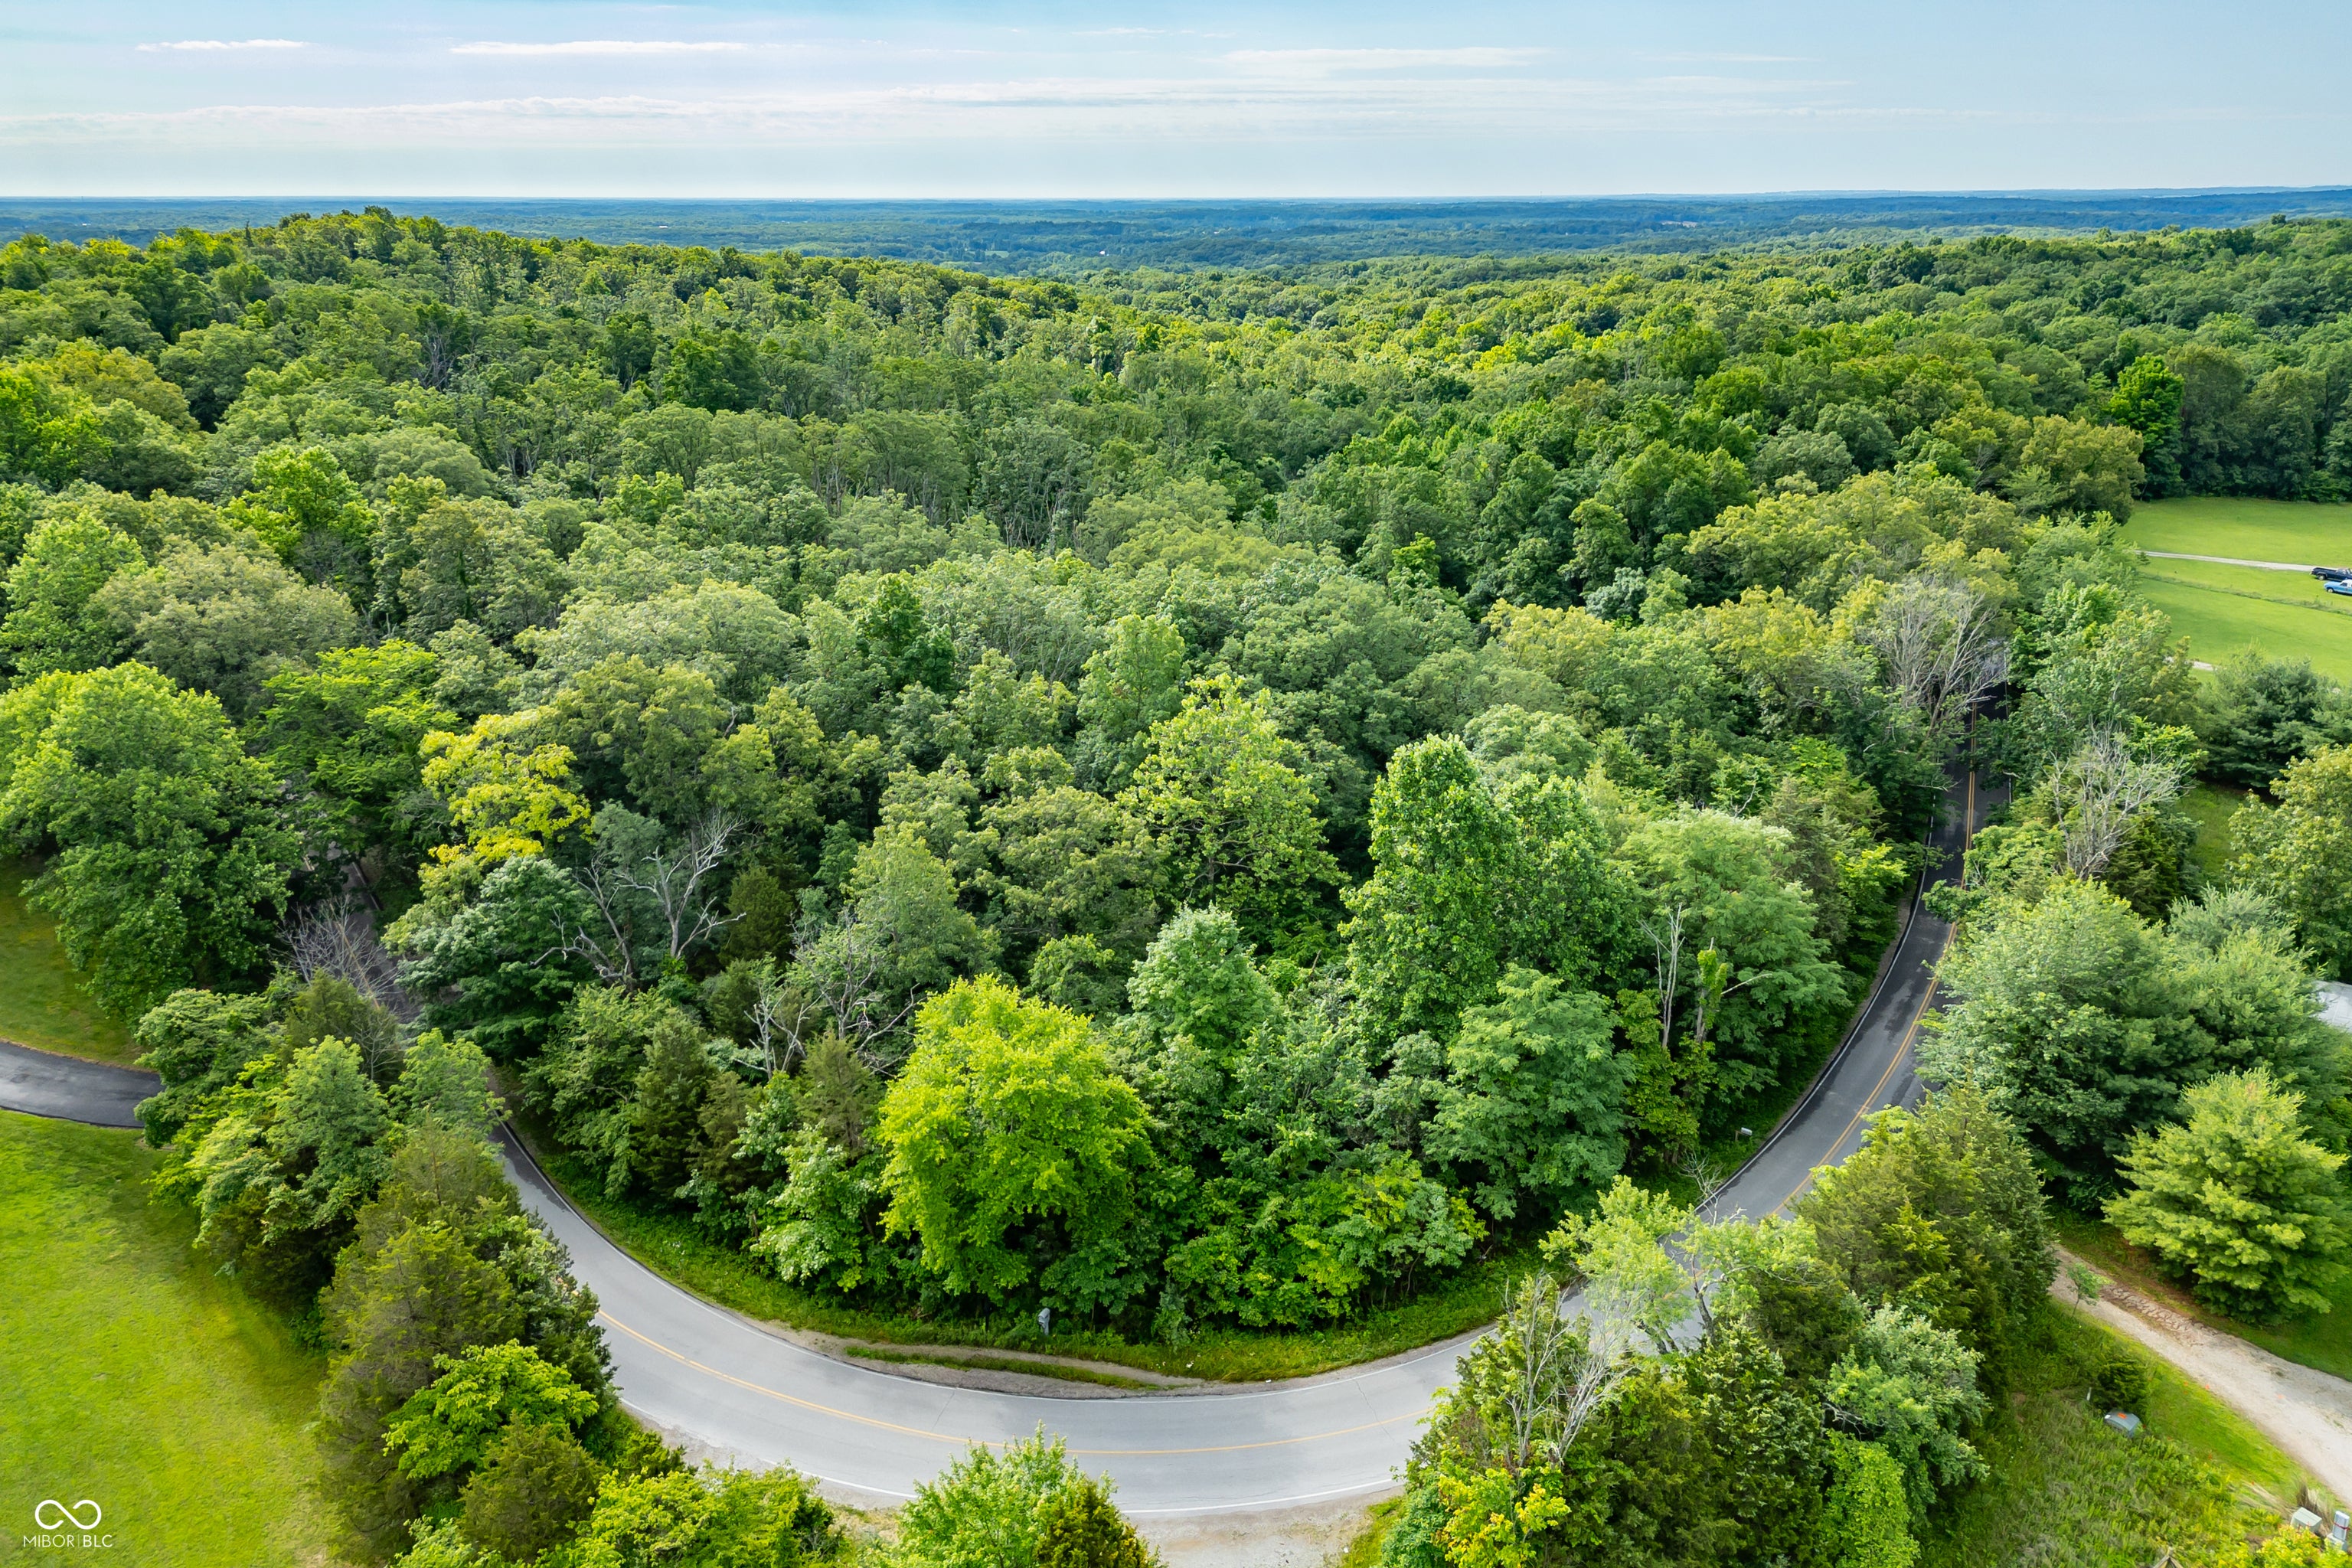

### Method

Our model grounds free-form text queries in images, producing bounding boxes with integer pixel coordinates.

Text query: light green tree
[225,444,375,561]
[2105,1067,2352,1321]
[1425,965,1628,1223]
[381,1341,596,1481]
[0,511,141,676]
[2230,743,2352,977]
[1817,1435,1917,1568]
[1073,612,1188,789]
[1823,1305,1987,1516]
[895,1429,1154,1568]
[878,976,1150,1314]
[181,1036,394,1284]
[1345,736,1619,1046]
[96,534,358,721]
[259,639,455,863]
[1615,808,1847,1123]
[391,1031,498,1135]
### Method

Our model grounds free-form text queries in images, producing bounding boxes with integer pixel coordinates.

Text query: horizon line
[7,185,2352,205]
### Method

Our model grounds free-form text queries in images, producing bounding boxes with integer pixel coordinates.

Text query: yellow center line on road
[1775,767,1978,1210]
[599,1311,1425,1456]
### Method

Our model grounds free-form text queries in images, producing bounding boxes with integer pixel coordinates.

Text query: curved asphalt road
[0,1039,154,1128]
[0,763,1991,1516]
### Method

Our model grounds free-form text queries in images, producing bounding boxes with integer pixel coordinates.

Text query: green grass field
[0,1112,328,1566]
[2122,498,2352,680]
[2126,495,2352,563]
[0,860,135,1064]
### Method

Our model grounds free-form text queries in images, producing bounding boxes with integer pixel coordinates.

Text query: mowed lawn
[2123,498,2352,679]
[2126,495,2352,564]
[0,1112,328,1566]
[0,860,135,1064]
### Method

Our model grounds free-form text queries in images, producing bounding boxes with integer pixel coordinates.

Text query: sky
[5,2,2350,198]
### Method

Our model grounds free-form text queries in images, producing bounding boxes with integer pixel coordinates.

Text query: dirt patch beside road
[2056,1249,2352,1503]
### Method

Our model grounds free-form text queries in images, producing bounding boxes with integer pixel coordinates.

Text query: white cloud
[0,72,1968,152]
[1222,47,1544,74]
[451,41,747,57]
[137,39,304,52]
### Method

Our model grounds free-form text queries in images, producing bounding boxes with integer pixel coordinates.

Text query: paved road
[2141,549,2324,573]
[0,1040,154,1128]
[0,763,1992,1516]
[1707,761,1993,1223]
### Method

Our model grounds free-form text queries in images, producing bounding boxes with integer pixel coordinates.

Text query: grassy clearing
[2180,781,2249,883]
[842,1346,1161,1390]
[0,1110,327,1566]
[2126,495,2352,565]
[2135,572,2352,683]
[2138,554,2352,601]
[509,1109,1508,1383]
[1922,1305,2308,1566]
[0,859,134,1064]
[2053,1210,2352,1382]
[2121,497,2352,678]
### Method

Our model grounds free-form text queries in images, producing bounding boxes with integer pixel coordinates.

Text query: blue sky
[5,2,2350,197]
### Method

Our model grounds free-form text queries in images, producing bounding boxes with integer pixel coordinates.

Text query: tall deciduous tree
[0,662,298,1011]
[2230,743,2352,977]
[96,534,358,721]
[260,638,456,865]
[1346,737,1621,1047]
[1615,809,1847,1117]
[1120,675,1339,950]
[1425,965,1628,1223]
[878,976,1151,1315]
[0,511,141,677]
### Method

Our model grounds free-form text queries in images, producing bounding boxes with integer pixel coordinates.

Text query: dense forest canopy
[15,189,2352,270]
[5,207,2352,1354]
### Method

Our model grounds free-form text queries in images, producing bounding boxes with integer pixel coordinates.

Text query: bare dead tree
[616,808,742,966]
[1636,903,1690,1058]
[1498,1271,1579,1474]
[286,893,417,1023]
[792,916,923,1062]
[727,956,825,1080]
[555,855,645,989]
[1550,1308,1638,1465]
[1860,577,2011,734]
[1495,1271,1638,1475]
[550,810,743,990]
[1682,1152,1732,1219]
[2047,730,2187,877]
